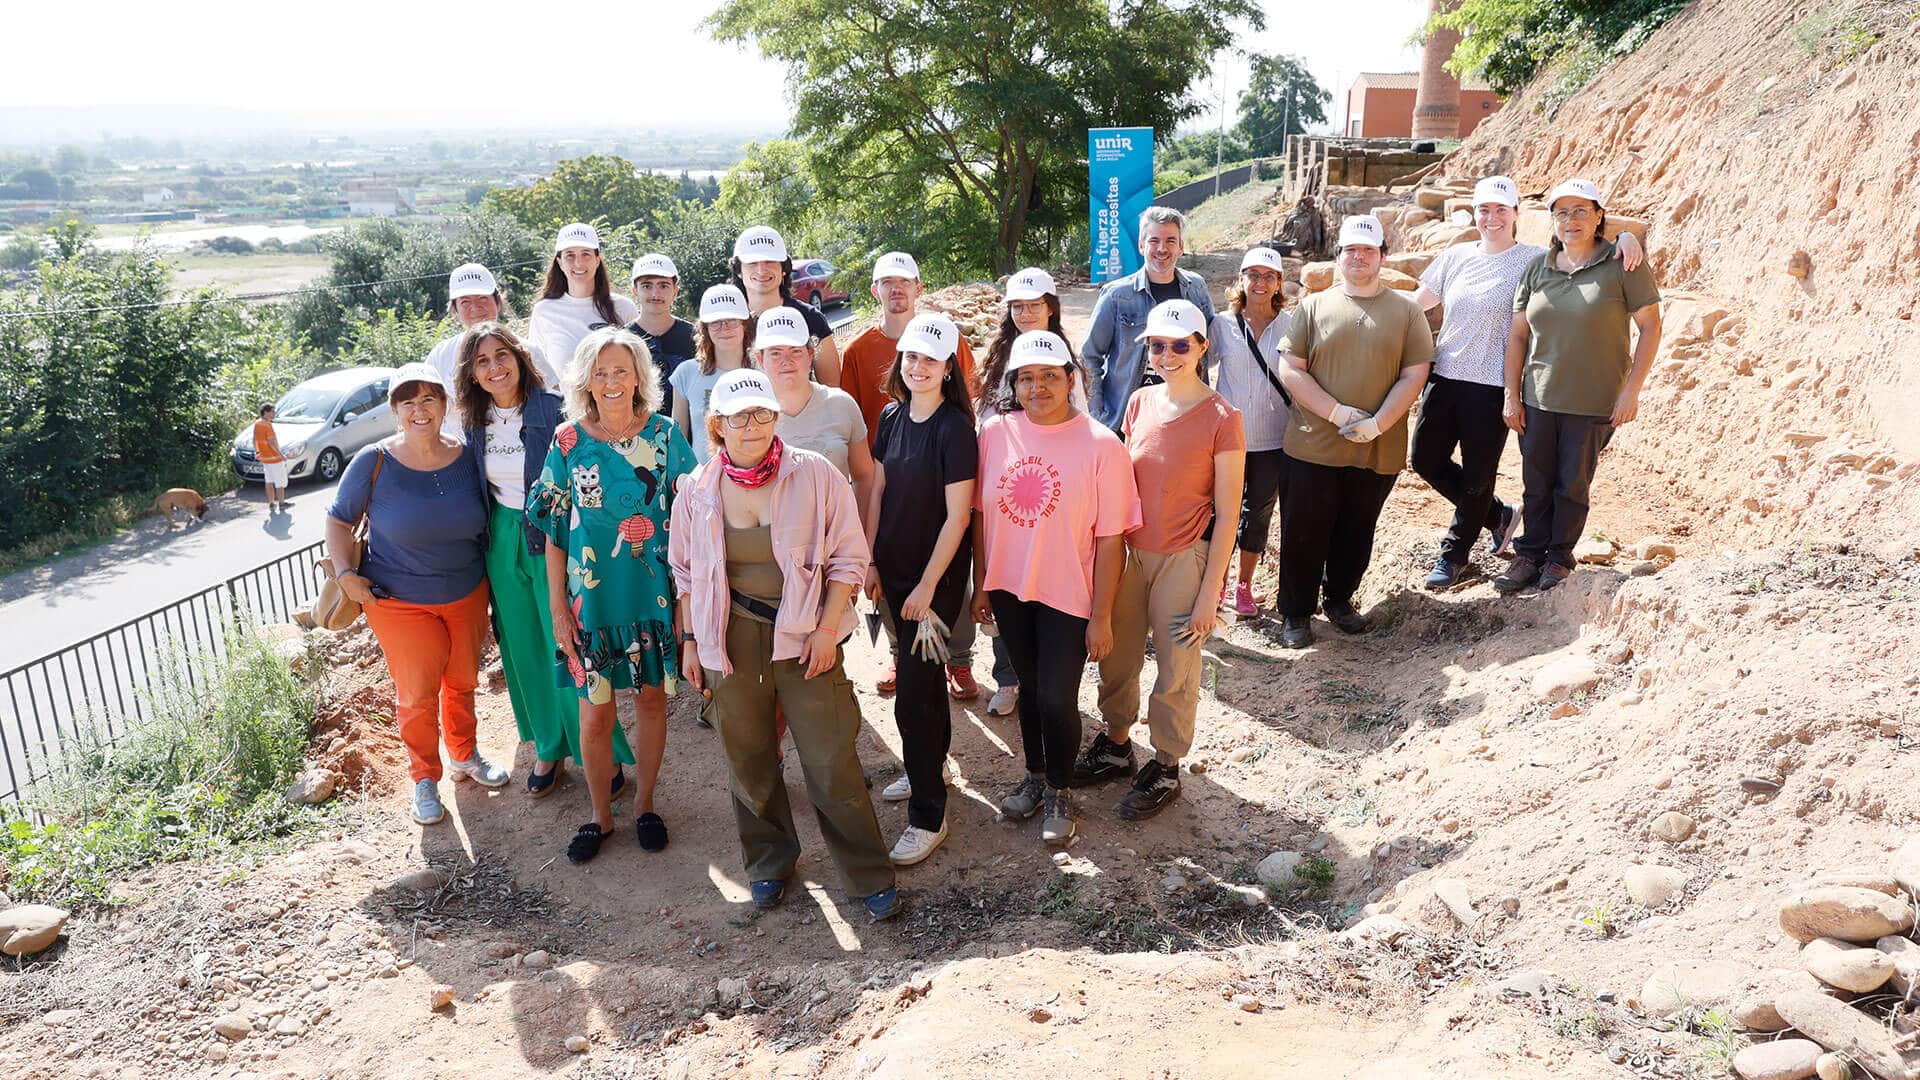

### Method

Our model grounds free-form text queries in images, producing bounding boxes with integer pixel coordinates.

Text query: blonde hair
[565,327,662,423]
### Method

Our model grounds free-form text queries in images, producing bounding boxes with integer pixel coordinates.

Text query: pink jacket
[668,446,871,677]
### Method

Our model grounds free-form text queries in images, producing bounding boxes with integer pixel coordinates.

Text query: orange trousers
[362,582,490,782]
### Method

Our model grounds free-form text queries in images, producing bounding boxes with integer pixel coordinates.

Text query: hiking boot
[945,665,979,700]
[1117,760,1181,821]
[1322,598,1370,635]
[1068,732,1137,787]
[448,753,509,788]
[1537,562,1574,591]
[1040,788,1075,843]
[1490,501,1521,556]
[411,779,445,825]
[1424,556,1469,591]
[1232,581,1259,617]
[998,774,1047,820]
[1279,616,1313,649]
[889,820,948,866]
[1493,556,1541,594]
[986,684,1019,717]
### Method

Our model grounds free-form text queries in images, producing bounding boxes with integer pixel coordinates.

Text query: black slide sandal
[567,823,611,864]
[636,812,669,852]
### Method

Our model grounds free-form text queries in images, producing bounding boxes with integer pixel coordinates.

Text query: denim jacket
[1080,266,1216,430]
[461,389,564,557]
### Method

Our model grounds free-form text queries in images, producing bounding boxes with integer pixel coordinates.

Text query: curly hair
[563,327,661,424]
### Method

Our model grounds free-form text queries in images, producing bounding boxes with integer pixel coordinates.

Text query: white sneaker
[889,820,948,866]
[880,760,954,802]
[448,754,509,788]
[411,779,445,825]
[986,685,1018,717]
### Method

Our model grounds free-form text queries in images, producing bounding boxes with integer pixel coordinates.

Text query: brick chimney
[1413,0,1462,140]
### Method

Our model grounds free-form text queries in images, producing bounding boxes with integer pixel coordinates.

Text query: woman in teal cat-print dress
[529,326,696,864]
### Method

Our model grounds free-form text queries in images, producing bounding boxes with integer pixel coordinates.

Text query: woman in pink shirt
[971,331,1141,845]
[667,369,900,922]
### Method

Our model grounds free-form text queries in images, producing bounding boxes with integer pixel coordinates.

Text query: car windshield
[274,385,342,423]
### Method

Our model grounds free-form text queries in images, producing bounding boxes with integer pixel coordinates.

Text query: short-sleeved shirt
[1514,240,1662,417]
[1121,390,1246,554]
[1280,288,1434,475]
[528,293,639,380]
[668,361,737,465]
[427,332,562,435]
[328,446,487,605]
[1208,310,1292,452]
[627,317,697,413]
[976,410,1142,620]
[252,419,283,463]
[1420,241,1545,387]
[840,323,979,437]
[775,383,867,480]
[870,400,978,621]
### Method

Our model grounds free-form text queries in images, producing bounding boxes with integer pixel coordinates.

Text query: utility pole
[1213,60,1228,197]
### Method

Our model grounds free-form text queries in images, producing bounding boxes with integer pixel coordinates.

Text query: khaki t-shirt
[1279,288,1434,475]
[1514,240,1662,417]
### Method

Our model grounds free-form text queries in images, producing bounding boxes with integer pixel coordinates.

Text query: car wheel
[809,290,823,308]
[316,448,345,483]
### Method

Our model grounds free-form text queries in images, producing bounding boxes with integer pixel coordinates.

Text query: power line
[0,258,547,322]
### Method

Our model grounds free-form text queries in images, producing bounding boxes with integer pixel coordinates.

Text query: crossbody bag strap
[1236,313,1294,407]
[354,450,385,542]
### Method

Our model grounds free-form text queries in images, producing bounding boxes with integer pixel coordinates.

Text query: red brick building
[1344,72,1501,138]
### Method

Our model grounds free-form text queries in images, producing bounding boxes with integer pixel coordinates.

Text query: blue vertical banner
[1088,127,1154,284]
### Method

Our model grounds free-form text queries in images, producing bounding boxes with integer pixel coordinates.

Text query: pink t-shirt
[976,410,1142,619]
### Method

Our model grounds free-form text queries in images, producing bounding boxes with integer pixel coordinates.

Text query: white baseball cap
[554,222,600,253]
[389,361,449,398]
[1006,330,1073,371]
[733,225,789,264]
[709,368,782,417]
[630,252,678,282]
[1547,178,1605,210]
[1004,267,1056,301]
[896,312,958,362]
[698,284,749,324]
[871,251,921,282]
[754,306,810,349]
[447,263,497,300]
[1239,247,1284,274]
[1472,175,1520,209]
[1136,299,1209,342]
[1337,215,1385,250]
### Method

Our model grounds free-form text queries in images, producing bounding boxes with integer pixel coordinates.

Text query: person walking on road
[1273,215,1433,649]
[1494,179,1662,595]
[729,225,841,385]
[668,369,901,922]
[527,328,696,864]
[325,363,504,827]
[527,224,639,383]
[669,284,755,466]
[1209,247,1293,617]
[253,404,289,515]
[862,312,978,866]
[428,264,560,426]
[626,252,697,414]
[972,331,1140,845]
[1081,300,1244,821]
[1411,176,1642,590]
[455,322,636,799]
[1081,206,1217,431]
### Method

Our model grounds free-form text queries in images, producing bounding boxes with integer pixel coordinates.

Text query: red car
[790,258,849,309]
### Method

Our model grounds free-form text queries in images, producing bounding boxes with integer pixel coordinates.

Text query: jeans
[1276,455,1398,618]
[988,591,1088,789]
[1515,405,1614,569]
[1410,375,1509,566]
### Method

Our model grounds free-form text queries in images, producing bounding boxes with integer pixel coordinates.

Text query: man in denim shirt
[1081,206,1217,430]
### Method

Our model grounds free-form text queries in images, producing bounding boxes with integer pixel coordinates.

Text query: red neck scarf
[719,436,783,489]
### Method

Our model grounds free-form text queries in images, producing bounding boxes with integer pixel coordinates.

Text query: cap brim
[896,334,955,361]
[756,333,811,349]
[712,395,782,416]
[1006,356,1072,371]
[1004,286,1047,300]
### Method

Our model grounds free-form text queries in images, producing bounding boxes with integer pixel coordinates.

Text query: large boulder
[1302,263,1335,293]
[1377,268,1419,292]
[1515,209,1650,250]
[1800,936,1895,992]
[1772,991,1913,1080]
[1777,885,1913,943]
[0,904,69,957]
[1730,1039,1822,1080]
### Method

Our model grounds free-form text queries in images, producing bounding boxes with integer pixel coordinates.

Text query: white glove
[1340,416,1383,443]
[1328,404,1369,428]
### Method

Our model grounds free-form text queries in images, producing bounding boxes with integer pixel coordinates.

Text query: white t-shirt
[483,404,527,509]
[427,331,561,436]
[774,383,867,480]
[1419,241,1545,387]
[669,361,743,465]
[527,294,639,383]
[1208,310,1293,453]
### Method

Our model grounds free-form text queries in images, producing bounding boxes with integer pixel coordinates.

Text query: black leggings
[886,603,952,831]
[1236,447,1289,554]
[988,591,1087,789]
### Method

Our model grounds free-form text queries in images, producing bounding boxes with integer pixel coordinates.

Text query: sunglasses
[1147,340,1196,356]
[723,408,777,428]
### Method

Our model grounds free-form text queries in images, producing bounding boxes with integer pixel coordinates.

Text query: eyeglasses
[1551,207,1597,223]
[1147,340,1196,356]
[723,408,776,428]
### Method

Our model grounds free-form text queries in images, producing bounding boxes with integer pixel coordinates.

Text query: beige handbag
[309,454,383,631]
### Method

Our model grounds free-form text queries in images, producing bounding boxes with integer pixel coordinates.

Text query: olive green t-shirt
[1514,240,1662,417]
[1279,287,1434,475]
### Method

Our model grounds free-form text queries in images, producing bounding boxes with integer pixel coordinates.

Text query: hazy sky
[5,0,1427,135]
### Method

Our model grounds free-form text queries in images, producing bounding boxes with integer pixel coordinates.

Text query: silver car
[231,366,395,486]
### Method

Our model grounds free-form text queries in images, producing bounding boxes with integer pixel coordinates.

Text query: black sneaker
[1117,760,1181,821]
[1424,556,1467,591]
[1279,616,1314,649]
[1068,733,1137,787]
[1322,598,1370,635]
[1493,556,1541,594]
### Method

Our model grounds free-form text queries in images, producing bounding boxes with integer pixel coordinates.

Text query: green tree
[12,168,57,199]
[485,155,679,237]
[708,0,1263,273]
[1236,53,1329,156]
[52,145,88,175]
[1429,0,1689,94]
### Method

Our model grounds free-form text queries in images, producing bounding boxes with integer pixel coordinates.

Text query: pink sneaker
[1232,582,1258,617]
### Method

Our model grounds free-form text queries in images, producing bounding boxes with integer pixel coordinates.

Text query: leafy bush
[1430,0,1690,96]
[0,231,39,271]
[203,235,254,255]
[0,626,327,906]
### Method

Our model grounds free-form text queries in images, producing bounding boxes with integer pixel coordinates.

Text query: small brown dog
[155,488,209,528]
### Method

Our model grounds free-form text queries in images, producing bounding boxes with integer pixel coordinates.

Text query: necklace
[601,412,644,443]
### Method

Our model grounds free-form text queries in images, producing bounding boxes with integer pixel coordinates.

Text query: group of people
[319,180,1660,921]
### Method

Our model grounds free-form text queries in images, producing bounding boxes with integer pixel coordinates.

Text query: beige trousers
[1096,539,1209,764]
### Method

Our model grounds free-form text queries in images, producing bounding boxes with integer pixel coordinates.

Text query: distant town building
[142,187,177,204]
[1344,72,1501,139]
[343,180,416,217]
